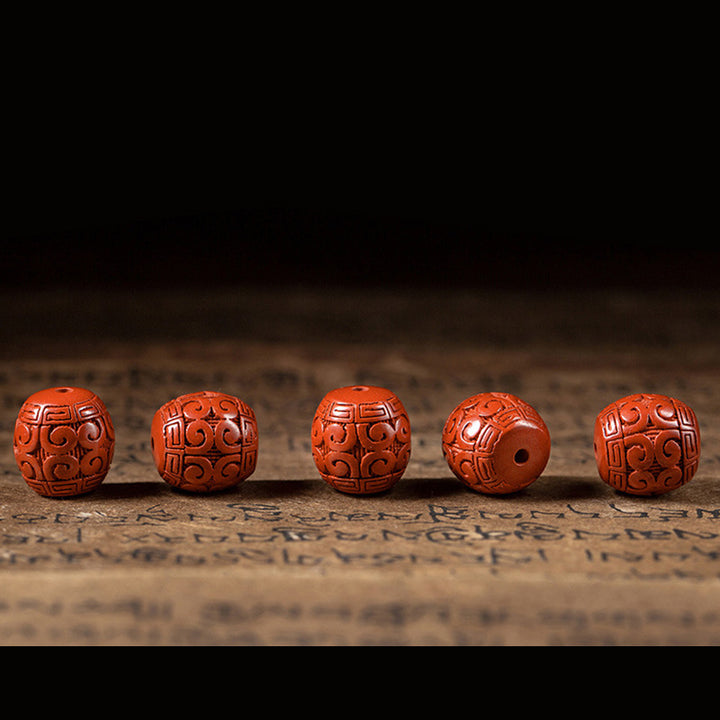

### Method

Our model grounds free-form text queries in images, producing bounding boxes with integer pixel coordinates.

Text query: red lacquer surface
[442,391,551,494]
[13,386,115,497]
[311,385,411,494]
[594,393,700,495]
[151,390,258,492]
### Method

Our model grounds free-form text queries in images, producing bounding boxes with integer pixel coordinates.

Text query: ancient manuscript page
[1,288,719,645]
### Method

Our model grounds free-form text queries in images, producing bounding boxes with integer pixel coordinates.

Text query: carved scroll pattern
[155,392,258,492]
[594,393,700,495]
[442,392,544,493]
[311,397,411,494]
[13,394,115,496]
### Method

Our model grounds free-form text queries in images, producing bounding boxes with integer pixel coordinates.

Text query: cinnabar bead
[594,393,700,495]
[151,390,258,492]
[311,385,411,494]
[13,386,115,497]
[442,392,551,494]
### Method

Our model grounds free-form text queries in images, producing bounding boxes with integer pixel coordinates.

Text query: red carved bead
[311,385,411,494]
[13,386,115,497]
[594,393,701,495]
[151,391,258,492]
[442,392,551,494]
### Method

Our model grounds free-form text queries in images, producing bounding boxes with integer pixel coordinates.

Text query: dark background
[4,154,714,293]
[2,9,716,297]
[2,70,715,294]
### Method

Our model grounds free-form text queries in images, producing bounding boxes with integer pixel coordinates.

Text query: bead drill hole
[352,386,369,391]
[57,388,71,393]
[514,448,529,465]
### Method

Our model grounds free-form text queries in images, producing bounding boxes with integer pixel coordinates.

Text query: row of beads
[11,385,701,499]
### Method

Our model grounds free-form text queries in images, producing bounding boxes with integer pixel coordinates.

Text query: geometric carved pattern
[442,391,551,494]
[593,393,701,496]
[311,385,411,494]
[151,391,258,493]
[13,386,115,497]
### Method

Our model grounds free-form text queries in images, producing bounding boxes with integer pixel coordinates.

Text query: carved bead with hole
[442,392,551,494]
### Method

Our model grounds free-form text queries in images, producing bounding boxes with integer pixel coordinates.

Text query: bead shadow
[387,477,477,500]
[97,478,324,501]
[389,475,614,502]
[520,475,612,501]
[97,475,603,502]
[85,480,174,501]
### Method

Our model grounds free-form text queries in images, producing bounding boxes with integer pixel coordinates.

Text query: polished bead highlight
[151,390,258,492]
